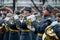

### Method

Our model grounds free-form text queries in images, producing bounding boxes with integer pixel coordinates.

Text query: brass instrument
[34,13,40,23]
[26,16,34,28]
[19,14,23,20]
[4,20,10,32]
[0,26,3,32]
[6,18,19,32]
[19,14,23,23]
[42,25,59,40]
[26,17,31,26]
[13,17,20,30]
[35,14,39,22]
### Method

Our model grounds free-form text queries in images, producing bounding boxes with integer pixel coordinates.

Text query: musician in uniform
[5,13,20,40]
[19,7,32,40]
[26,14,52,40]
[42,13,60,40]
[14,10,21,40]
[27,4,55,40]
[3,13,13,40]
[14,10,21,30]
[52,8,59,17]
[0,12,5,40]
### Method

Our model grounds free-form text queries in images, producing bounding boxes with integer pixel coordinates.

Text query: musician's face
[56,17,60,21]
[23,10,30,14]
[52,10,57,15]
[43,9,50,15]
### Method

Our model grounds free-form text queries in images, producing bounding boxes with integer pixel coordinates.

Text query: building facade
[0,0,60,10]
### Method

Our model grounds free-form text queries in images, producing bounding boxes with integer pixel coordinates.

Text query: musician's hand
[4,17,10,21]
[27,25,35,32]
[51,21,58,26]
[14,15,19,20]
[27,15,36,22]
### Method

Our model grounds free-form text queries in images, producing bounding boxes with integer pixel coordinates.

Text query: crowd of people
[0,4,60,40]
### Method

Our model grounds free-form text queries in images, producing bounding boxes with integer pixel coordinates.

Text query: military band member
[14,10,21,40]
[14,10,21,30]
[26,13,52,40]
[3,13,13,40]
[27,4,55,40]
[26,15,36,40]
[42,4,55,21]
[19,7,32,40]
[0,12,5,40]
[52,8,59,17]
[36,4,55,40]
[42,13,60,40]
[5,13,20,40]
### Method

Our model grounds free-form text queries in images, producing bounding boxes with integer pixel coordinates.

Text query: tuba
[42,25,59,40]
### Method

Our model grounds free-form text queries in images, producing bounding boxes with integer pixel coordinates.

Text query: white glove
[4,17,10,21]
[27,15,36,22]
[51,21,58,26]
[42,33,46,40]
[2,23,5,26]
[27,25,35,32]
[14,15,19,20]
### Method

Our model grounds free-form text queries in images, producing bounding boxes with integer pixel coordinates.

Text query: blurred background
[0,0,60,12]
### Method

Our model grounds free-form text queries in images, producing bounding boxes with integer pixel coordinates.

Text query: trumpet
[19,14,23,20]
[19,14,24,23]
[26,16,35,32]
[26,17,31,26]
[34,13,41,23]
[4,20,10,32]
[26,16,34,28]
[12,17,20,30]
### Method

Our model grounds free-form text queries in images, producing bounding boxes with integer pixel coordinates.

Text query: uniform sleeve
[31,21,40,32]
[14,18,25,28]
[21,22,27,28]
[39,19,52,33]
[51,14,55,21]
[15,19,21,27]
[7,21,14,27]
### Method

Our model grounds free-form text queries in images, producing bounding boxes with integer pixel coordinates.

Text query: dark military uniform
[43,23,60,40]
[20,16,32,40]
[52,24,60,40]
[0,13,5,40]
[3,20,9,40]
[43,13,60,40]
[19,7,32,40]
[6,17,20,40]
[26,14,51,40]
[20,21,32,40]
[31,18,52,40]
[3,13,13,40]
[15,10,21,39]
[32,4,54,40]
